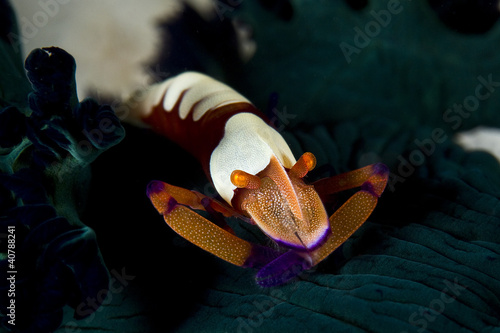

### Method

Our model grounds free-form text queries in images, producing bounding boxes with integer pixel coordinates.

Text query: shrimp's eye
[290,152,316,178]
[230,170,261,189]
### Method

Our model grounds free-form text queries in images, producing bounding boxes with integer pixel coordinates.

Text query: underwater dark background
[1,0,500,332]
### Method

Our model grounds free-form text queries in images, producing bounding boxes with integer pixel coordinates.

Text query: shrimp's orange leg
[310,163,389,265]
[147,181,279,267]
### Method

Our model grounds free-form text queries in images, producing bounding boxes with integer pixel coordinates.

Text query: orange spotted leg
[310,163,389,266]
[147,181,280,268]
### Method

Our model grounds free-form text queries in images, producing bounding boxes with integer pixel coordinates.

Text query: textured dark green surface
[168,122,500,332]
[2,0,500,332]
[67,119,500,332]
[155,1,500,331]
[232,0,500,132]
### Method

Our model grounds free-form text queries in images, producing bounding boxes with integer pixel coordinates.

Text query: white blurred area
[9,1,500,163]
[455,127,500,163]
[9,0,203,99]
